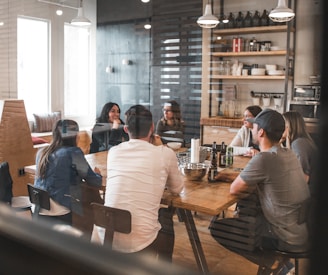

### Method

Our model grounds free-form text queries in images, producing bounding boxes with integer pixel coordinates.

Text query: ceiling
[97,0,151,24]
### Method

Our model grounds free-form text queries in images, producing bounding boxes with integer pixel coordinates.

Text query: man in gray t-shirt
[210,109,310,273]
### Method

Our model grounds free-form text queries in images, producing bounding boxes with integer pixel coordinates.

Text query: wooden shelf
[211,75,287,80]
[213,25,294,36]
[212,50,287,57]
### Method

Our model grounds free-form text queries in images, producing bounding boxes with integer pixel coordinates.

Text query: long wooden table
[25,150,249,274]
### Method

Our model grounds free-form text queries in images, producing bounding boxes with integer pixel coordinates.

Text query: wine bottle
[260,9,269,26]
[235,12,244,28]
[244,11,252,28]
[219,142,226,168]
[208,142,218,182]
[252,10,260,27]
[226,12,235,29]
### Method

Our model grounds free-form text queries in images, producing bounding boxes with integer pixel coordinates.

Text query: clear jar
[218,61,225,75]
[224,60,231,75]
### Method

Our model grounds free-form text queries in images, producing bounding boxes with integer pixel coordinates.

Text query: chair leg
[295,258,299,275]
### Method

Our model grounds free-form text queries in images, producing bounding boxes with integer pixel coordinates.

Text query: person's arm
[291,139,312,183]
[165,149,184,194]
[229,127,244,147]
[231,153,264,197]
[230,175,249,197]
[108,119,129,146]
[72,149,102,186]
[155,119,164,135]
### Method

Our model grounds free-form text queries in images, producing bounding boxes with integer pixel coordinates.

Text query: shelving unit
[209,23,295,114]
[212,50,287,57]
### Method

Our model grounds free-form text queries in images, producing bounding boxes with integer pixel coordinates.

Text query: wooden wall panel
[0,100,35,196]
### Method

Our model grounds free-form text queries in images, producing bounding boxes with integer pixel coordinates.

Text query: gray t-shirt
[291,137,318,196]
[240,146,310,247]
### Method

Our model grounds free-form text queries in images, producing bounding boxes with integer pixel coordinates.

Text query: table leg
[176,208,210,275]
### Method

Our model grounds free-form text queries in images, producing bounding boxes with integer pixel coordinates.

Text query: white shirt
[98,139,184,253]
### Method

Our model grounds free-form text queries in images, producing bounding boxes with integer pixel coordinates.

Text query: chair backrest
[0,161,13,204]
[27,183,50,218]
[91,202,131,248]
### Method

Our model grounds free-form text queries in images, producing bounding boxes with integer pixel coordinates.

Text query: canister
[233,37,243,52]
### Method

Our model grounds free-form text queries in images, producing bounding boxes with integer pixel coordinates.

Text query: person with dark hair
[89,102,129,153]
[282,111,318,196]
[210,109,310,275]
[155,100,185,144]
[93,105,183,262]
[229,105,262,155]
[34,119,102,225]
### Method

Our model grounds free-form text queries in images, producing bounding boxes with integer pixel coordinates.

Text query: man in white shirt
[97,105,184,261]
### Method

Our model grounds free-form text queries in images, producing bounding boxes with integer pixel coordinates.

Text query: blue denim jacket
[34,146,102,215]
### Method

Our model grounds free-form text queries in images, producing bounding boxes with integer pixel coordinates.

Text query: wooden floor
[16,208,309,274]
[172,210,310,275]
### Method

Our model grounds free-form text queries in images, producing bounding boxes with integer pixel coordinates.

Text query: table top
[25,150,250,216]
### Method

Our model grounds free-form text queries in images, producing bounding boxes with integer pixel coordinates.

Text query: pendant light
[269,0,295,22]
[197,4,219,28]
[71,0,91,26]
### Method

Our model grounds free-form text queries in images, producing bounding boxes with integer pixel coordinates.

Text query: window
[17,17,50,117]
[64,24,91,118]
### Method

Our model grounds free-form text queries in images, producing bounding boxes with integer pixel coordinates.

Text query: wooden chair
[91,202,131,249]
[0,161,32,213]
[27,183,50,219]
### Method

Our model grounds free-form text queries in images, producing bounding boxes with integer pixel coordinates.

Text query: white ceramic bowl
[265,64,277,71]
[167,142,182,150]
[251,68,266,76]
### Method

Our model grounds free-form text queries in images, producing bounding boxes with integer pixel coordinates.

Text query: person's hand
[244,147,259,157]
[94,167,101,175]
[151,134,163,146]
[112,119,121,129]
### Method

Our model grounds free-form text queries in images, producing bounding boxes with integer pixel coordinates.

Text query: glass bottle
[244,11,252,28]
[249,37,257,52]
[218,61,225,75]
[219,142,227,168]
[260,9,269,26]
[224,60,231,75]
[226,146,234,167]
[235,12,244,28]
[252,10,260,27]
[226,12,235,29]
[208,142,218,182]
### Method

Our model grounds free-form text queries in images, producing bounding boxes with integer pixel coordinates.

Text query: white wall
[0,0,97,126]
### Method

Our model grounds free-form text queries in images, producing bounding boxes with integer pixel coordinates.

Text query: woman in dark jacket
[89,102,129,153]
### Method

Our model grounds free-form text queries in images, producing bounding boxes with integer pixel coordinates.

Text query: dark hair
[246,105,262,118]
[161,100,183,126]
[96,102,121,123]
[37,120,79,179]
[125,105,152,139]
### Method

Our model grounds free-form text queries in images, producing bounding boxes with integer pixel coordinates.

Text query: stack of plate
[251,68,266,76]
[267,70,284,76]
